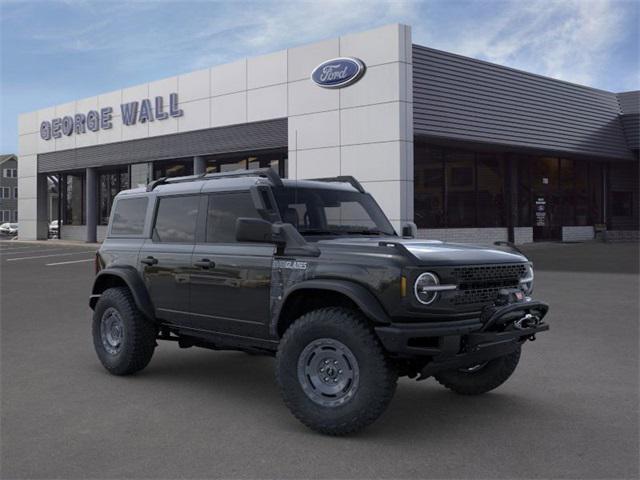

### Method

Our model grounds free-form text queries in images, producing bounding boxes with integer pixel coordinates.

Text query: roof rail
[146,168,283,192]
[308,176,365,193]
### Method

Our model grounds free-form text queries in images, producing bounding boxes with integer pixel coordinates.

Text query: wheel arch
[90,267,155,321]
[273,279,390,338]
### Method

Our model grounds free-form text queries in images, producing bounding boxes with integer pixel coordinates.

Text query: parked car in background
[49,220,60,238]
[0,223,18,236]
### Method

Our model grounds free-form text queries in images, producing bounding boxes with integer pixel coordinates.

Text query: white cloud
[414,0,636,89]
[188,0,417,69]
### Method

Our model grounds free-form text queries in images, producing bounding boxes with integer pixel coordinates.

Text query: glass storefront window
[446,151,476,227]
[205,150,286,177]
[560,158,576,225]
[415,143,608,234]
[516,157,532,227]
[589,162,604,225]
[62,173,85,226]
[219,158,248,172]
[477,154,505,227]
[153,159,193,179]
[608,162,639,230]
[414,145,444,228]
[98,167,130,225]
[574,160,589,226]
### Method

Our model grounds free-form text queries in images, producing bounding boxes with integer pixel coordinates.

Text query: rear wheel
[276,307,397,436]
[434,347,521,395]
[92,287,157,376]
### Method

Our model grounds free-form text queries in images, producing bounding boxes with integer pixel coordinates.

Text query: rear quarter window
[110,197,148,236]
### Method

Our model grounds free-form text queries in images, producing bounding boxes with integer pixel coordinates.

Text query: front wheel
[434,347,521,395]
[92,287,157,376]
[275,307,397,436]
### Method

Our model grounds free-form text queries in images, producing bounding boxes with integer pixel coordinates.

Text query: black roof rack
[146,168,283,192]
[308,176,365,193]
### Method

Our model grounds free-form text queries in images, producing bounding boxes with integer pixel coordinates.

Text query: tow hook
[514,313,540,330]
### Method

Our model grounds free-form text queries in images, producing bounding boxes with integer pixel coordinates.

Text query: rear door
[189,191,275,340]
[139,194,201,325]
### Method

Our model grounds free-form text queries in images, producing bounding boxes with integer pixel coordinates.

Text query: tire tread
[276,307,397,436]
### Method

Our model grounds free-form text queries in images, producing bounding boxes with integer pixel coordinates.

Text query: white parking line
[46,258,94,266]
[0,248,95,257]
[6,251,96,262]
[0,247,47,253]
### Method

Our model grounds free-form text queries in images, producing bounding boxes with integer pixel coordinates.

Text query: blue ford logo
[311,57,366,89]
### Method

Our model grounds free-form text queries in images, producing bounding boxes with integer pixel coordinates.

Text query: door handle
[141,256,158,266]
[193,258,215,269]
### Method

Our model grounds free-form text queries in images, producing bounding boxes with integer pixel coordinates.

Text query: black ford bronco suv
[90,169,549,435]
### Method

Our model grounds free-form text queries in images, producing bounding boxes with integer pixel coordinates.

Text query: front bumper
[375,299,549,375]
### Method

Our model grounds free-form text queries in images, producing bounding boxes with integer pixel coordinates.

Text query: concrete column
[85,167,97,243]
[36,174,49,239]
[194,156,206,175]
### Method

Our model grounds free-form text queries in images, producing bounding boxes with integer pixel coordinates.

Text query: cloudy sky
[1,0,638,153]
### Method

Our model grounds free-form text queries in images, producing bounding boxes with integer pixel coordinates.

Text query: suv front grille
[446,264,527,307]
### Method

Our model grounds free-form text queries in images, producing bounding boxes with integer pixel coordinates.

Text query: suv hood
[315,237,527,265]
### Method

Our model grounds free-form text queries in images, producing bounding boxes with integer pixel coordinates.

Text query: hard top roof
[117,169,363,197]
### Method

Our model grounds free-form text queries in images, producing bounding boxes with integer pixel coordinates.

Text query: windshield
[272,186,396,236]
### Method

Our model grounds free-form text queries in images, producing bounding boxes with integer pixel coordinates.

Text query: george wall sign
[311,57,366,89]
[40,93,184,140]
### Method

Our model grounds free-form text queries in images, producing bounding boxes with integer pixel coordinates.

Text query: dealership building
[17,24,639,243]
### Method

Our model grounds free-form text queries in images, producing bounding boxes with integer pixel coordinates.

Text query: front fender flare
[90,266,155,321]
[272,279,391,337]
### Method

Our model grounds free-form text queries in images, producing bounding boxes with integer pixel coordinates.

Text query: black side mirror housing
[236,218,320,257]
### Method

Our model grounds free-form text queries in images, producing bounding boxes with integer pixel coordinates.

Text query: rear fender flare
[90,266,155,321]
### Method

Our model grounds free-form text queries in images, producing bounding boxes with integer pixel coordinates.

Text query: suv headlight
[519,263,534,295]
[414,272,441,305]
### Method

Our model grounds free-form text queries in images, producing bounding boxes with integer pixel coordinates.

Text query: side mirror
[236,218,277,244]
[402,221,417,238]
[236,218,321,257]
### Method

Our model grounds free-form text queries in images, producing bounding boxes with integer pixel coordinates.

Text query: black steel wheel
[297,338,360,408]
[92,287,157,376]
[276,307,397,436]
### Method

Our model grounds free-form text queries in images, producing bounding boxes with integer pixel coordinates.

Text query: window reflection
[62,173,85,226]
[414,141,611,230]
[98,167,129,225]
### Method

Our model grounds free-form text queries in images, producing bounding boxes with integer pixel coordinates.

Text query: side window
[154,195,200,243]
[206,192,260,243]
[111,197,148,236]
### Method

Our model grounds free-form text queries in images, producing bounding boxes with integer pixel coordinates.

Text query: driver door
[189,191,275,340]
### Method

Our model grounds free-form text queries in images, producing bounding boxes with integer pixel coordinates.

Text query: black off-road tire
[92,287,157,376]
[434,347,521,395]
[276,307,397,436]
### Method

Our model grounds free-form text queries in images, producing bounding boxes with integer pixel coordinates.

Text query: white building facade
[17,24,639,243]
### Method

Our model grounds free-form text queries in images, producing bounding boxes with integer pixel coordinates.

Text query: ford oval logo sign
[311,57,366,89]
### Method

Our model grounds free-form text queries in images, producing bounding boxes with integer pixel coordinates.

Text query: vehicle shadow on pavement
[119,347,551,440]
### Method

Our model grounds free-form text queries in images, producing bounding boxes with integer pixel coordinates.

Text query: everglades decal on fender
[273,259,308,270]
[311,57,366,89]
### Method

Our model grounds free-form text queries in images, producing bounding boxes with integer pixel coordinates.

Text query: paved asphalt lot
[1,240,638,479]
